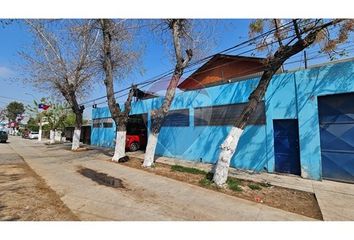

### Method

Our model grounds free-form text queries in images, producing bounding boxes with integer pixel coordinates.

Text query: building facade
[91,59,354,183]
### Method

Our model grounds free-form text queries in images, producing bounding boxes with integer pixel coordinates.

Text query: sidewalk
[127,150,354,221]
[9,137,312,221]
[0,138,78,220]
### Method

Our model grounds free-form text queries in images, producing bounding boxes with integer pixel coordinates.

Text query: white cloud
[0,66,14,78]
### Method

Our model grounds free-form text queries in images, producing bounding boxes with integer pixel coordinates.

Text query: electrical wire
[79,20,351,111]
[79,19,321,106]
[85,47,354,110]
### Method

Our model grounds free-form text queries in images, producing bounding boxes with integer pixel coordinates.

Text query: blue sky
[0,19,250,118]
[0,19,353,119]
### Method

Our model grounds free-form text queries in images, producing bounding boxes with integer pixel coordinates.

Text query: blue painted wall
[294,61,354,180]
[91,59,354,180]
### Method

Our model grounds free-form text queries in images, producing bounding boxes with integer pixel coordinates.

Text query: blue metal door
[273,119,301,175]
[318,93,354,183]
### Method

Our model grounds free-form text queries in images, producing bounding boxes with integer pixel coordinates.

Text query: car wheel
[129,142,140,152]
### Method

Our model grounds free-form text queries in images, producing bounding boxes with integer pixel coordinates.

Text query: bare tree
[0,108,6,122]
[94,19,139,162]
[213,19,354,186]
[20,20,98,150]
[143,19,193,167]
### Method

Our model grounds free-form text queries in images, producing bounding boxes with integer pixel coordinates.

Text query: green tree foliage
[25,98,46,124]
[249,19,354,60]
[62,113,76,127]
[26,117,39,131]
[6,101,25,122]
[26,97,76,131]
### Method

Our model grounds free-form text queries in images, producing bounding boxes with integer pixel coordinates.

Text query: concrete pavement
[7,136,312,220]
[127,151,354,221]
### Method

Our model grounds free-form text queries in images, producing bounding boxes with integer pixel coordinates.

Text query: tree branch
[123,85,137,115]
[273,19,283,47]
[292,19,302,41]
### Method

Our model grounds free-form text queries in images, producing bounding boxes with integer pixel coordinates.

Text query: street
[0,136,313,220]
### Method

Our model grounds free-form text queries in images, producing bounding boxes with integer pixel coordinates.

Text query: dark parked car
[0,131,8,143]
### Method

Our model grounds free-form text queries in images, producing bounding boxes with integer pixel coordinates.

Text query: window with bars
[93,118,102,128]
[194,101,266,126]
[93,123,101,128]
[103,122,113,128]
[92,118,114,128]
[151,109,190,127]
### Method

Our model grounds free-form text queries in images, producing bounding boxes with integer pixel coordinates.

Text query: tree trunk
[50,130,55,144]
[71,104,83,151]
[38,117,43,142]
[142,19,193,167]
[72,128,81,150]
[60,86,83,150]
[54,130,62,142]
[213,127,244,186]
[142,132,159,167]
[112,124,127,162]
[212,22,338,186]
[142,74,181,167]
[99,19,135,162]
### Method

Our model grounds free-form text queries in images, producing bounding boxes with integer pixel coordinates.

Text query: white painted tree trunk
[55,130,62,142]
[112,131,126,162]
[38,127,42,142]
[213,127,244,186]
[142,132,159,167]
[71,129,81,150]
[49,130,55,144]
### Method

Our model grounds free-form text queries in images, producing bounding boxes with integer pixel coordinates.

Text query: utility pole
[304,50,308,69]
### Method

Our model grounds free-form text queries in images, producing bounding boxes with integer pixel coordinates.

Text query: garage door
[318,93,354,183]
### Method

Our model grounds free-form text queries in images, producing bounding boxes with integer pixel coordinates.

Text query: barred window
[194,101,266,126]
[103,122,113,128]
[92,118,114,128]
[151,109,189,127]
[93,123,101,128]
[93,119,102,128]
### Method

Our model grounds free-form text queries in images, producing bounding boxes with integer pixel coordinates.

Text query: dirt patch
[0,163,78,221]
[119,158,323,220]
[77,167,125,188]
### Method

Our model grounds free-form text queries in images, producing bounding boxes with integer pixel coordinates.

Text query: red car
[126,133,147,152]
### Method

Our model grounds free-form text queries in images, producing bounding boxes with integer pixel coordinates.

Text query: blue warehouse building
[91,56,354,183]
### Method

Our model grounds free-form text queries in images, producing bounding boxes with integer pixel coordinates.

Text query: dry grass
[0,163,78,221]
[119,157,323,220]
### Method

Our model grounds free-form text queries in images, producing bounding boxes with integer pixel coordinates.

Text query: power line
[0,95,32,104]
[87,41,354,110]
[79,20,319,107]
[81,20,347,109]
[85,47,354,110]
[81,44,354,111]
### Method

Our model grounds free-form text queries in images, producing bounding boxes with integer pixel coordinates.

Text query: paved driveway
[7,136,312,220]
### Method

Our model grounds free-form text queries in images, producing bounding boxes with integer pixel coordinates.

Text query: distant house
[177,54,268,91]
